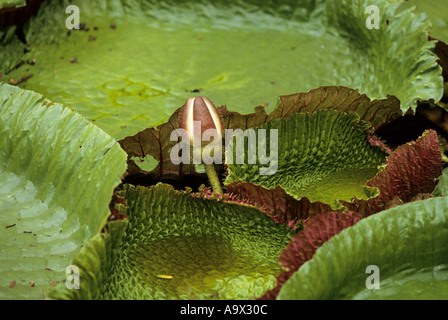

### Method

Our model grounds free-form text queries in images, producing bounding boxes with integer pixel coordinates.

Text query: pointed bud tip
[179,97,223,140]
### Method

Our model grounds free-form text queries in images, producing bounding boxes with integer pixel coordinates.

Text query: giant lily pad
[0,84,127,299]
[50,183,296,300]
[225,109,387,208]
[0,0,443,140]
[277,196,448,300]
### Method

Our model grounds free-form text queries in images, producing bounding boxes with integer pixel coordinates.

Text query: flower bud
[179,97,223,144]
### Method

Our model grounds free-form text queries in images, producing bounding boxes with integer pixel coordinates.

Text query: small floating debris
[9,74,33,85]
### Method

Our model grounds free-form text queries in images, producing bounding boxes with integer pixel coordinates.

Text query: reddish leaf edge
[226,130,442,225]
[259,211,362,300]
[118,86,402,184]
[342,129,443,217]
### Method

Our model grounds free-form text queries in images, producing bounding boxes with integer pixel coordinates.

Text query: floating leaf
[0,0,442,139]
[228,130,441,225]
[225,110,387,209]
[0,84,127,299]
[50,183,296,300]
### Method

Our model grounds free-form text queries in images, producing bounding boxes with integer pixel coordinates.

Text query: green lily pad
[277,196,448,300]
[0,0,442,140]
[225,110,387,208]
[0,84,127,299]
[50,183,296,300]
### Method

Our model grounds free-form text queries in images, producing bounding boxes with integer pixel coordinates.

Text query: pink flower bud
[179,97,223,143]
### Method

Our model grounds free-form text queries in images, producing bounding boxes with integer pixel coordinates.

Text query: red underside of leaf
[342,130,443,217]
[367,133,393,155]
[260,211,361,300]
[225,182,337,226]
